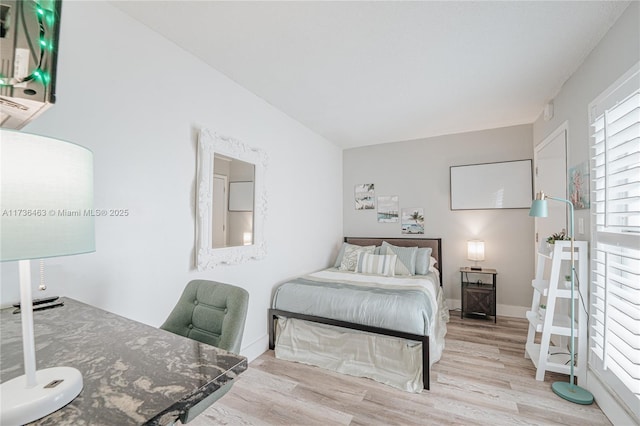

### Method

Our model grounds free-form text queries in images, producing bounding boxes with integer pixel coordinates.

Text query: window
[589,62,640,419]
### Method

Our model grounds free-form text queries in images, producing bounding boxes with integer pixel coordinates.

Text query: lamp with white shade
[467,240,485,271]
[0,129,95,424]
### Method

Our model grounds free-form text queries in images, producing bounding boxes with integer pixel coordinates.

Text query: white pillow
[355,253,397,277]
[338,244,376,271]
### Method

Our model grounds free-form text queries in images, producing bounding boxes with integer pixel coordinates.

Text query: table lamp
[0,129,95,424]
[529,190,594,405]
[467,240,485,270]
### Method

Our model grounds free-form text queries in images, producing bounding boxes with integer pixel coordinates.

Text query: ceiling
[112,1,630,149]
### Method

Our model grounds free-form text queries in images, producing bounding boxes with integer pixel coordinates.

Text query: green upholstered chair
[160,280,249,423]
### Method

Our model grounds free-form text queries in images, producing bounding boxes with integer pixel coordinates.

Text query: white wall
[531,3,639,424]
[343,124,534,313]
[0,1,343,361]
[533,1,639,243]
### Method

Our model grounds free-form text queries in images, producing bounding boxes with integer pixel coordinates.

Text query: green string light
[38,38,53,51]
[5,1,58,88]
[45,11,55,27]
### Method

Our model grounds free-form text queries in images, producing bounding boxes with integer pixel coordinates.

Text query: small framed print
[401,208,424,234]
[377,196,399,223]
[355,183,375,210]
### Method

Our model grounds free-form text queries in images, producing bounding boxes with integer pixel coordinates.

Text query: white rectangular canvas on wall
[450,159,533,210]
[228,181,254,211]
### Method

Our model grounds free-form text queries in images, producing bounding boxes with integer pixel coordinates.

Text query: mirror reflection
[212,155,255,248]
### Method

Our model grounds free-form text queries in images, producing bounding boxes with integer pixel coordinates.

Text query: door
[534,123,569,347]
[212,174,227,248]
[534,124,568,249]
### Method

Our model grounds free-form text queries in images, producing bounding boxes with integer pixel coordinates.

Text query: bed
[268,237,448,392]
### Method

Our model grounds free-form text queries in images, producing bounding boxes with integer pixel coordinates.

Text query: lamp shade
[0,129,95,261]
[529,199,549,218]
[467,240,485,262]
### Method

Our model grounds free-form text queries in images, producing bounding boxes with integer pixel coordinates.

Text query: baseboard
[449,299,528,318]
[587,371,639,425]
[240,333,269,363]
[497,303,528,318]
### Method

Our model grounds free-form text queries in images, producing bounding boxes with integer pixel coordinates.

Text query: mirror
[196,129,267,269]
[213,155,254,248]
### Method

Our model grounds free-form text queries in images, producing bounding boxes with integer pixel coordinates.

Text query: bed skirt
[275,317,425,392]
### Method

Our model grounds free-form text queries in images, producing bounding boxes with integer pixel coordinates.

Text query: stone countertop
[0,297,247,425]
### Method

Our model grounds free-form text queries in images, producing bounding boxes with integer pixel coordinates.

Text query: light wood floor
[191,312,611,425]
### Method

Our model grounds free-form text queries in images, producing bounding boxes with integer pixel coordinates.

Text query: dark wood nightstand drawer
[462,286,495,316]
[460,268,497,322]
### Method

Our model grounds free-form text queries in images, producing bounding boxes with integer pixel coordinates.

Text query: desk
[0,298,247,425]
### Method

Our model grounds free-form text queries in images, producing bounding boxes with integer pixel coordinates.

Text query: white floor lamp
[0,129,95,424]
[529,190,594,405]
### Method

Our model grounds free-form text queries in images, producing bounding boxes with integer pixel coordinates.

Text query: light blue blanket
[272,269,439,336]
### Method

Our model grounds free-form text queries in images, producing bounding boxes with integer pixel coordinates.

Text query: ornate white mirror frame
[196,129,267,270]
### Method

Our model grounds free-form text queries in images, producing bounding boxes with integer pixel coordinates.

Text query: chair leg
[268,309,275,350]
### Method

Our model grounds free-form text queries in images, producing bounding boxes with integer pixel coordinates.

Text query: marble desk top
[0,297,247,425]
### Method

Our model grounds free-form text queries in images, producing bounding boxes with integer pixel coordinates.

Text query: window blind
[589,62,640,419]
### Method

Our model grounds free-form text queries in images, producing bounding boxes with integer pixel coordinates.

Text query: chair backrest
[160,280,249,354]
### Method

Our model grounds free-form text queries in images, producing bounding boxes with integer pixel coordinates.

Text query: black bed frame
[268,237,443,391]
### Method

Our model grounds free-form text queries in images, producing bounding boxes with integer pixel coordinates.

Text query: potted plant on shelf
[538,303,547,320]
[546,230,569,251]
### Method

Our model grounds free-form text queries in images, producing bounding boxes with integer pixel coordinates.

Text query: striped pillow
[355,253,397,276]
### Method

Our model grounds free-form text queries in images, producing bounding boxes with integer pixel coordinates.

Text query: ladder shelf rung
[531,279,549,295]
[527,241,587,382]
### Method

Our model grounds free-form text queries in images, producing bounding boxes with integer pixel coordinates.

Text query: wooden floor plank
[189,311,612,425]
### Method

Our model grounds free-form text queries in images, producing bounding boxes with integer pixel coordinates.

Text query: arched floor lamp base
[552,381,594,405]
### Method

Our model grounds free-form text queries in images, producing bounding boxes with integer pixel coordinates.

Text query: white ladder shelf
[524,240,588,384]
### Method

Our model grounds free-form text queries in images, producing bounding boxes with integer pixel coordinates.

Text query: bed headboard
[344,237,443,285]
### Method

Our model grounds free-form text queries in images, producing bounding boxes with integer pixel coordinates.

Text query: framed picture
[401,208,424,234]
[450,159,533,210]
[569,161,590,209]
[377,196,399,223]
[228,181,254,211]
[355,183,375,210]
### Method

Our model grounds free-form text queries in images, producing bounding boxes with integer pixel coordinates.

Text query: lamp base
[470,266,482,271]
[551,381,594,405]
[0,366,83,425]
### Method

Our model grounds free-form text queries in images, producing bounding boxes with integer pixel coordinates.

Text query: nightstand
[460,267,497,322]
